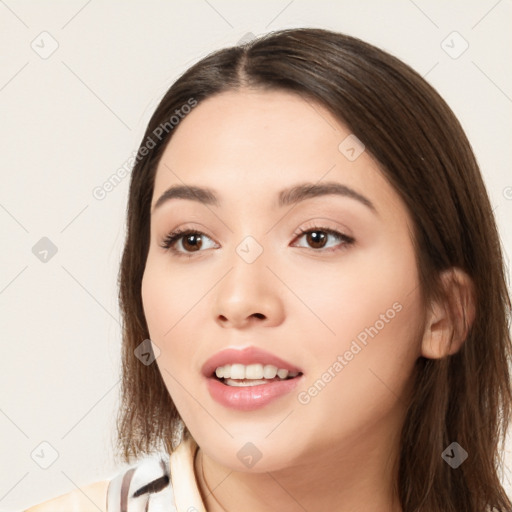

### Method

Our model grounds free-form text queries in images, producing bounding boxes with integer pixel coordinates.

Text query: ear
[421,268,476,359]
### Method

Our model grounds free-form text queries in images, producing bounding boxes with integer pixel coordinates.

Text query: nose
[213,246,285,330]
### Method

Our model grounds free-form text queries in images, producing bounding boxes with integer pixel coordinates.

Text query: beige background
[1,0,511,510]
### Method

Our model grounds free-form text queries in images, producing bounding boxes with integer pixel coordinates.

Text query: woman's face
[141,89,425,472]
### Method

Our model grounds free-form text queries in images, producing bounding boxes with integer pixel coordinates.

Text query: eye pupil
[183,234,202,251]
[307,231,327,249]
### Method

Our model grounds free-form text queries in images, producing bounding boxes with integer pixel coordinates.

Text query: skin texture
[141,89,446,512]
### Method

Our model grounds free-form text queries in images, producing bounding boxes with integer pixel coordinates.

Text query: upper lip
[201,346,303,378]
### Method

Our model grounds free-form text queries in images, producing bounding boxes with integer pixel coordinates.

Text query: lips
[201,346,303,379]
[201,346,304,411]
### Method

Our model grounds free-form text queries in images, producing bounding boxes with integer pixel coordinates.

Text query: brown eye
[305,231,328,249]
[160,229,216,257]
[181,233,203,252]
[293,227,355,252]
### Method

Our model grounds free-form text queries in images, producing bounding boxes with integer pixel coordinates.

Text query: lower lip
[206,376,302,411]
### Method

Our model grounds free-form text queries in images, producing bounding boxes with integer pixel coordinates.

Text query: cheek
[294,239,423,411]
[288,241,424,425]
[141,262,196,417]
[288,242,422,349]
[292,262,423,448]
[141,255,218,400]
[141,253,207,340]
[141,258,194,372]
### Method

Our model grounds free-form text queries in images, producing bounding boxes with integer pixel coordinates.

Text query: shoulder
[23,437,201,512]
[24,452,173,512]
[24,480,110,512]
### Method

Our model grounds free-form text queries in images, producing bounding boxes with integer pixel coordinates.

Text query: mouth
[202,347,304,410]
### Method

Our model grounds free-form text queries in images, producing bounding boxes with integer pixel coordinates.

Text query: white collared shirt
[107,436,206,512]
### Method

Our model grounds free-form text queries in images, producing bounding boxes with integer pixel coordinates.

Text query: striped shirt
[106,436,206,512]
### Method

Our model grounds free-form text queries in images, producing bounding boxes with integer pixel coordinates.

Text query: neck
[194,419,403,512]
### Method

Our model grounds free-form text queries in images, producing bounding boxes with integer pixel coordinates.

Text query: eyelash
[159,226,355,258]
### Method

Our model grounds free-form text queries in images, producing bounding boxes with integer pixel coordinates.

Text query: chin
[192,429,303,473]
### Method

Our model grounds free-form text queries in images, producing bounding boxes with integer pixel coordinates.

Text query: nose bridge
[235,233,266,266]
[213,230,284,327]
[224,231,270,297]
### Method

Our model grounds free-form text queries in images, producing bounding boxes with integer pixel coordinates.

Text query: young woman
[25,27,512,512]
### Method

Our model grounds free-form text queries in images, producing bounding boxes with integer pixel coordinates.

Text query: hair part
[115,28,512,511]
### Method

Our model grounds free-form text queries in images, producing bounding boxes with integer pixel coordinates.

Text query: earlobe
[420,268,476,359]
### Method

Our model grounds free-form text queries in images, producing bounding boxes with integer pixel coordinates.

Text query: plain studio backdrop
[1,1,511,510]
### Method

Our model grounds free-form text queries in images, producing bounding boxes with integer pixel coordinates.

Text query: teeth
[263,365,278,379]
[246,364,263,379]
[231,364,245,379]
[277,369,288,379]
[214,363,300,380]
[224,378,269,387]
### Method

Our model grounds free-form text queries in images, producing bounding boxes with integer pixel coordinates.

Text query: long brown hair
[115,27,512,511]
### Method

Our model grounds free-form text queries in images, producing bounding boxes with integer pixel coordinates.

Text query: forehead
[159,89,343,170]
[151,89,404,220]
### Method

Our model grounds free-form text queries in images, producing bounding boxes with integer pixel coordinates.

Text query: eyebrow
[151,181,376,214]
